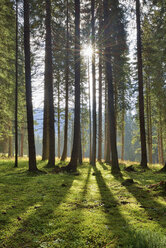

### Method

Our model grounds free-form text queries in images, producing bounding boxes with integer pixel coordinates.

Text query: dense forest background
[0,0,166,166]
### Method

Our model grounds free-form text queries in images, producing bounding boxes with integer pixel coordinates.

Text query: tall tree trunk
[114,78,118,132]
[61,0,69,161]
[42,82,49,160]
[79,131,82,164]
[24,0,37,171]
[159,112,164,165]
[8,125,12,158]
[149,92,152,164]
[121,108,125,161]
[104,82,107,161]
[136,0,147,168]
[88,58,92,162]
[15,0,18,167]
[104,67,111,163]
[66,0,80,172]
[146,78,152,164]
[42,0,50,161]
[157,128,161,164]
[45,0,55,167]
[91,0,96,167]
[20,125,24,157]
[98,2,102,162]
[57,77,60,159]
[104,0,120,174]
[105,110,111,163]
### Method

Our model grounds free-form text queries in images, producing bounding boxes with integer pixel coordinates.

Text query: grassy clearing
[0,159,166,248]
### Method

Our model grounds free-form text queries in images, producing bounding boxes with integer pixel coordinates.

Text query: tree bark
[57,77,61,159]
[159,112,164,165]
[91,0,96,167]
[61,0,69,161]
[88,58,92,162]
[8,125,12,158]
[157,128,161,164]
[45,0,55,167]
[104,0,120,173]
[136,0,148,168]
[98,2,103,162]
[66,0,80,172]
[24,0,37,171]
[146,78,152,164]
[15,0,18,167]
[121,108,125,161]
[79,131,82,164]
[20,125,24,157]
[42,80,49,160]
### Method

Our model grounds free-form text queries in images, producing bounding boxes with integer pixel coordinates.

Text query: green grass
[0,159,166,248]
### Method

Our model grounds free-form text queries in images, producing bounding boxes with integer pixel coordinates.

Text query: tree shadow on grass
[0,171,75,248]
[93,166,165,247]
[93,167,137,247]
[114,173,166,230]
[50,165,93,248]
[98,162,109,171]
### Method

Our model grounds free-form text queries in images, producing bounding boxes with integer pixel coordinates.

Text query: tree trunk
[20,125,24,157]
[66,0,80,172]
[8,125,12,158]
[146,78,152,164]
[98,1,102,162]
[57,76,60,159]
[104,82,107,161]
[104,0,120,173]
[15,0,18,167]
[91,0,96,167]
[136,0,147,168]
[61,0,69,161]
[158,128,161,164]
[42,82,49,160]
[121,108,125,161]
[24,0,37,171]
[45,0,55,167]
[149,93,152,164]
[159,113,164,165]
[88,58,92,162]
[114,78,118,132]
[79,131,82,165]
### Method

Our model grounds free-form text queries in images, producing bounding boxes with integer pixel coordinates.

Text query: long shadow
[81,165,92,200]
[114,173,166,229]
[1,170,75,248]
[0,168,46,226]
[98,161,109,171]
[54,165,93,247]
[94,167,138,247]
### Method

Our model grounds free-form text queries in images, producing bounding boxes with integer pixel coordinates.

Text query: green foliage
[126,229,166,248]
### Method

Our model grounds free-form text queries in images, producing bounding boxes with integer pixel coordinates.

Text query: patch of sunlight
[2,202,42,240]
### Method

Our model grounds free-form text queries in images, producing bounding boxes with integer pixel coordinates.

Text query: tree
[91,0,96,167]
[24,0,38,171]
[103,0,120,173]
[61,0,69,161]
[66,0,80,172]
[15,0,18,167]
[97,1,103,162]
[88,58,92,162]
[136,0,148,168]
[45,0,55,167]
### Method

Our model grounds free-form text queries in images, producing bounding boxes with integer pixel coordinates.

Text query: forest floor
[0,159,166,248]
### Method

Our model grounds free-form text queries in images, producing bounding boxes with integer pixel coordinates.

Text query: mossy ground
[0,158,166,248]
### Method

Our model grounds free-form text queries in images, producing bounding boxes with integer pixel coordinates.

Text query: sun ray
[82,44,93,58]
